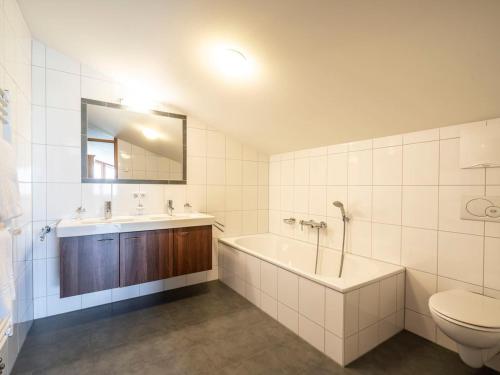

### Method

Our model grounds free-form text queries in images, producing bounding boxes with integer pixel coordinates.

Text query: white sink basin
[78,216,137,224]
[56,212,215,237]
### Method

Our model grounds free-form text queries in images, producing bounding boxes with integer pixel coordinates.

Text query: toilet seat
[429,289,500,331]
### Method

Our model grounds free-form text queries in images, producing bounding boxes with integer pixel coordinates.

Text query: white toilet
[429,289,500,368]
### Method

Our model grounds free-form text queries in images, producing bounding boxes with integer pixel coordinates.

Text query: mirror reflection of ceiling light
[120,152,131,159]
[213,47,254,78]
[142,128,160,140]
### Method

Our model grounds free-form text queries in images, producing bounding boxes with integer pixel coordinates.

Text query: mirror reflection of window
[86,127,117,179]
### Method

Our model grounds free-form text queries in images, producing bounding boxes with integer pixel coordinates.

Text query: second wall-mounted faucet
[299,219,327,231]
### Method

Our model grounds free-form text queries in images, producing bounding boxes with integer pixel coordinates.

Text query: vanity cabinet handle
[126,236,141,240]
[97,238,115,242]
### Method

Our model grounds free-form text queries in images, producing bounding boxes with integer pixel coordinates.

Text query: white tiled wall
[31,41,269,319]
[0,0,33,373]
[219,243,405,366]
[268,120,500,352]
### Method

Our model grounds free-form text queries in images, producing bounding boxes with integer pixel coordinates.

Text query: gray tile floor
[12,281,495,374]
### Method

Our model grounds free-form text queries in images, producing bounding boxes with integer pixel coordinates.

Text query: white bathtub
[218,233,406,366]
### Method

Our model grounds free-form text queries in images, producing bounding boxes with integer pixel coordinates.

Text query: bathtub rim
[219,233,405,294]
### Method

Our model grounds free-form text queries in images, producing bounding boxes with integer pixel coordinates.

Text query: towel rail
[0,88,10,142]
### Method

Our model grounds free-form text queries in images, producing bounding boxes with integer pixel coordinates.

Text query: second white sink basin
[56,213,215,237]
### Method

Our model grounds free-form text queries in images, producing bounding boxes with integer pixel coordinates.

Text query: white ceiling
[18,0,500,154]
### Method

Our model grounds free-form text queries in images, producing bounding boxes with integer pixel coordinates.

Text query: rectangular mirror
[81,99,186,184]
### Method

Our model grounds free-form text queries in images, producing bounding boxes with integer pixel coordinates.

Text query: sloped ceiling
[18,0,500,154]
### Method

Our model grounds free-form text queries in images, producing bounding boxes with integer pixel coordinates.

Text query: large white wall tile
[373,146,402,186]
[327,153,347,185]
[299,277,325,326]
[46,69,80,110]
[405,269,436,316]
[46,183,81,220]
[206,130,225,158]
[372,223,401,264]
[46,108,80,147]
[278,302,298,333]
[403,141,439,185]
[325,288,344,337]
[401,227,437,274]
[277,268,298,310]
[260,292,277,319]
[309,186,326,216]
[206,158,226,185]
[379,276,397,318]
[187,127,206,156]
[372,186,401,225]
[292,158,309,185]
[309,155,327,185]
[405,309,436,342]
[359,282,379,329]
[438,231,484,286]
[226,159,242,185]
[402,186,438,229]
[46,145,81,183]
[242,161,258,185]
[280,159,294,185]
[299,315,325,351]
[348,186,371,220]
[348,150,372,185]
[349,220,372,257]
[261,261,278,298]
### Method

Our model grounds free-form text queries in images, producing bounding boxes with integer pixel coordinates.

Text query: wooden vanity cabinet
[119,229,172,287]
[60,225,212,298]
[171,225,212,276]
[60,233,120,298]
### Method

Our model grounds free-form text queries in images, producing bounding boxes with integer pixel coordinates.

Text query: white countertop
[56,213,215,237]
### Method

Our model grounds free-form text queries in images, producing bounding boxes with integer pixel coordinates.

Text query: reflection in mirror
[81,99,186,184]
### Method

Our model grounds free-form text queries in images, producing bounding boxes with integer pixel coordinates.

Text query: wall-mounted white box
[460,123,500,168]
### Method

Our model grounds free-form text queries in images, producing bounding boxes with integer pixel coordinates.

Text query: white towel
[0,228,15,330]
[0,138,22,222]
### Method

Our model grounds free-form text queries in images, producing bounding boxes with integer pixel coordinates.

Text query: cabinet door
[60,233,119,298]
[119,231,147,287]
[119,230,172,287]
[172,225,212,276]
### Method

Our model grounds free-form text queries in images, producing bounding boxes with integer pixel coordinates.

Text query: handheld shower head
[333,201,346,218]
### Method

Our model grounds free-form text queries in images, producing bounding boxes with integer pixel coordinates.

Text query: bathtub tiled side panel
[340,271,406,366]
[219,244,406,368]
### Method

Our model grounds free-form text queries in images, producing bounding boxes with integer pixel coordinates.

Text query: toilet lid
[429,289,500,329]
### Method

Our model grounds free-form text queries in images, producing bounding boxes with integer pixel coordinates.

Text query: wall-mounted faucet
[299,219,327,231]
[283,217,296,224]
[133,192,146,215]
[104,201,112,220]
[167,200,174,215]
[299,219,327,275]
[75,206,86,220]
